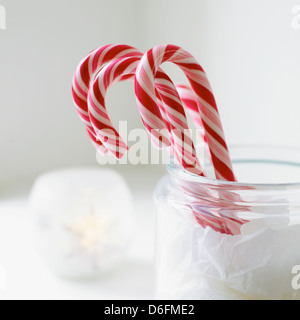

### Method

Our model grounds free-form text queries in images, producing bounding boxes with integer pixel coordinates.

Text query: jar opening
[167,145,300,189]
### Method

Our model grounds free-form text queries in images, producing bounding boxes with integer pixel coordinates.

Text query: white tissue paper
[29,168,134,279]
[155,201,300,300]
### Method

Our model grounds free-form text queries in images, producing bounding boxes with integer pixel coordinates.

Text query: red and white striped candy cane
[86,127,108,155]
[88,56,203,174]
[176,84,212,162]
[153,72,203,174]
[73,44,243,234]
[176,85,207,144]
[87,57,172,157]
[135,44,236,182]
[72,44,170,153]
[73,44,206,164]
[181,178,248,235]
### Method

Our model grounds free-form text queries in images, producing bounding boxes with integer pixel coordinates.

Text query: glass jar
[154,146,300,300]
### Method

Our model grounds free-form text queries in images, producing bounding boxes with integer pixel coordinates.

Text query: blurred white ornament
[29,167,135,279]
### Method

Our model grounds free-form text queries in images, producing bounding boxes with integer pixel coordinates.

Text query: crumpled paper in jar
[155,203,300,300]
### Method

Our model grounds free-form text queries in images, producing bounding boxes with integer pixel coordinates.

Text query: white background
[1,0,300,300]
[1,0,300,185]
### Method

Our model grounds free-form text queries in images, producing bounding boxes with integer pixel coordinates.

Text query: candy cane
[87,55,246,234]
[73,45,208,165]
[86,127,108,155]
[88,56,203,175]
[72,44,170,152]
[73,44,243,234]
[176,84,212,165]
[87,57,171,157]
[135,44,236,182]
[135,45,244,233]
[151,70,204,174]
[182,180,248,235]
[176,85,207,144]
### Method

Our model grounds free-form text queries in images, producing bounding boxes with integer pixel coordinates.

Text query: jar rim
[167,144,300,189]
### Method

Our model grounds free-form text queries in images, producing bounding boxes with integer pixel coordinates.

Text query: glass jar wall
[154,146,300,300]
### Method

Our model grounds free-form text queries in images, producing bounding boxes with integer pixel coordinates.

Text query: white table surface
[0,169,163,300]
